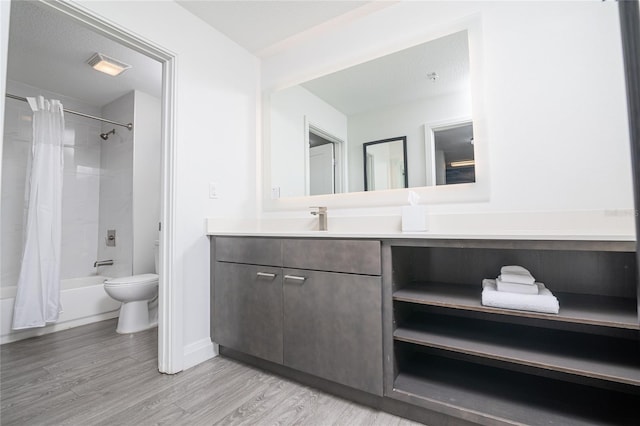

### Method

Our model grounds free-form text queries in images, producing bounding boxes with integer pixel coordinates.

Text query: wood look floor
[0,319,421,425]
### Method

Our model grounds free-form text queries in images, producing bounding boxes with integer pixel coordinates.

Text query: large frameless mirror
[268,29,473,198]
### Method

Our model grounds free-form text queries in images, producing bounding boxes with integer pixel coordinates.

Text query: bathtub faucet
[94,259,114,268]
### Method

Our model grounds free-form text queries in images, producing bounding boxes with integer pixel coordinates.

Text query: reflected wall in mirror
[364,136,408,191]
[269,29,472,198]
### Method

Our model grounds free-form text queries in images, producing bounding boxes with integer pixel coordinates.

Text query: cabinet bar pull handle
[256,272,276,279]
[284,275,306,282]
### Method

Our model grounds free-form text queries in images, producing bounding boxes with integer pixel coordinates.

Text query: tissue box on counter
[402,205,428,232]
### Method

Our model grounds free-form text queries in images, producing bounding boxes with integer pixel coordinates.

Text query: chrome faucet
[310,206,328,231]
[94,259,114,268]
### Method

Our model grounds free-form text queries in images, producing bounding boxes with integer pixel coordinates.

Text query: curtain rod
[5,93,133,131]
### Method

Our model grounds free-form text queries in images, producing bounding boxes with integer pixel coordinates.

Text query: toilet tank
[154,240,159,273]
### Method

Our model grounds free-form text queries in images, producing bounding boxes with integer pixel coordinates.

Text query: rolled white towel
[496,276,539,294]
[482,279,559,314]
[499,265,535,285]
[501,265,530,275]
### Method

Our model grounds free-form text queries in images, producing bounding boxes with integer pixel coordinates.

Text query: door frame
[39,0,181,373]
[304,117,346,195]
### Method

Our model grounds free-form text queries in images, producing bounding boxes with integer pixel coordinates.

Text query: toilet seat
[104,273,158,287]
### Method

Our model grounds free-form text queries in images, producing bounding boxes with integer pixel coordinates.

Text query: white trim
[183,338,218,371]
[303,116,311,196]
[158,54,182,374]
[40,1,181,374]
[308,123,347,194]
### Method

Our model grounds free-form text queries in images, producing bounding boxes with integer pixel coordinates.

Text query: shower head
[100,129,115,141]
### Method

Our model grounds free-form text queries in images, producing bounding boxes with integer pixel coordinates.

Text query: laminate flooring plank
[174,364,283,424]
[93,402,189,426]
[207,376,307,425]
[251,385,327,425]
[76,359,258,425]
[1,319,421,426]
[86,359,242,425]
[1,356,138,411]
[0,389,90,425]
[0,321,134,380]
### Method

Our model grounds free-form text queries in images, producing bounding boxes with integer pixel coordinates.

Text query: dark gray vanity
[212,237,383,395]
[210,235,639,425]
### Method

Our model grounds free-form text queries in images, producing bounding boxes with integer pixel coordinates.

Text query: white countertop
[205,213,636,242]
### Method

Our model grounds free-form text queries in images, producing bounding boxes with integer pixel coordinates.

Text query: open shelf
[388,242,639,424]
[393,282,639,330]
[392,351,640,426]
[394,312,640,386]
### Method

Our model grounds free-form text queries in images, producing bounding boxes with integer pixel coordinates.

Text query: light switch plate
[209,182,219,199]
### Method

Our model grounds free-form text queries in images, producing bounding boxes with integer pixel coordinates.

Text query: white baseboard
[182,337,218,370]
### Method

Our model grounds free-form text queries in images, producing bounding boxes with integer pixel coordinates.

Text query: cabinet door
[283,268,383,395]
[213,262,283,364]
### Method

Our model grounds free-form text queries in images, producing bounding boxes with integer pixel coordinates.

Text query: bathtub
[0,275,120,344]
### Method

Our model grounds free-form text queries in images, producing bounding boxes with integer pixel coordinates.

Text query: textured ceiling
[301,30,470,116]
[7,1,162,108]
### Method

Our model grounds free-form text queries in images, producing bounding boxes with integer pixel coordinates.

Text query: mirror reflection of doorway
[308,125,344,196]
[433,122,475,185]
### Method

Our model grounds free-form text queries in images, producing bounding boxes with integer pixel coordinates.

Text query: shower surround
[1,81,160,343]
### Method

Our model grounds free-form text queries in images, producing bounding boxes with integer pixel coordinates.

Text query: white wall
[74,0,260,369]
[262,1,634,230]
[132,90,161,275]
[270,85,347,197]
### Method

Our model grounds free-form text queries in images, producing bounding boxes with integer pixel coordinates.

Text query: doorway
[1,0,179,373]
[425,118,475,186]
[306,121,346,196]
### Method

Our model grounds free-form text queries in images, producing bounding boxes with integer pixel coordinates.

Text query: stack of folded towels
[481,265,559,314]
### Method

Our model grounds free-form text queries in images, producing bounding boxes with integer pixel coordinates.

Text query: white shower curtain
[12,96,65,329]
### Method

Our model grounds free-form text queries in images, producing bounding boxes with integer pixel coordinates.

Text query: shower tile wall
[96,92,135,279]
[1,81,103,286]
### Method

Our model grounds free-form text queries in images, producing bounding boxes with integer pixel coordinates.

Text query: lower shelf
[394,311,640,387]
[392,350,639,426]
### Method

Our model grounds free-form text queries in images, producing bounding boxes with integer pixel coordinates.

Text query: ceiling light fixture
[450,160,475,168]
[86,53,131,77]
[427,72,439,81]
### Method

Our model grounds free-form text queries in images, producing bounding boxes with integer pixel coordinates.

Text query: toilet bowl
[103,241,159,334]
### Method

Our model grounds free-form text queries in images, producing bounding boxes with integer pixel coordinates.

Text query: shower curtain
[12,96,65,329]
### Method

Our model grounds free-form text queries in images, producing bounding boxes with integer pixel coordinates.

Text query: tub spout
[94,259,114,268]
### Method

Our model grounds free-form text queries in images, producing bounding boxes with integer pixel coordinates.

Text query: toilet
[104,241,159,334]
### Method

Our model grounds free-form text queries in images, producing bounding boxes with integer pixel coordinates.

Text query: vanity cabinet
[212,235,639,424]
[211,236,383,395]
